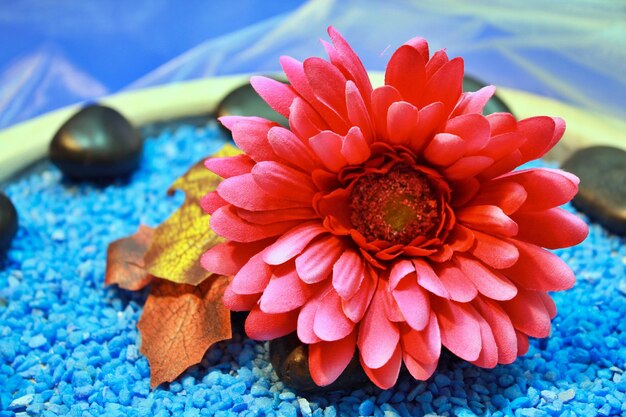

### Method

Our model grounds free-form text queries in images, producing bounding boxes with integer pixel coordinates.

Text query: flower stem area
[0,122,623,416]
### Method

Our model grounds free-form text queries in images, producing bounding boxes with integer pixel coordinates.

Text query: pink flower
[201,27,588,389]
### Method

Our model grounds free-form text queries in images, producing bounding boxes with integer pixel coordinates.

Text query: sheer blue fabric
[1,0,624,130]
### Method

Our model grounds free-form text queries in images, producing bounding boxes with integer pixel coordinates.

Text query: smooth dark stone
[216,81,289,134]
[269,333,370,392]
[562,146,626,235]
[0,193,18,253]
[463,75,512,115]
[50,104,143,180]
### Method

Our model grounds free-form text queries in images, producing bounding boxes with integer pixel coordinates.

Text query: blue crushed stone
[1,121,625,416]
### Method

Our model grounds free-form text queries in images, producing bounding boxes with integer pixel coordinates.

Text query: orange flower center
[349,165,441,245]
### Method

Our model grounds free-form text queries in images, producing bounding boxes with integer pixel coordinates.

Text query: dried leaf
[137,274,232,388]
[144,144,242,285]
[105,225,154,291]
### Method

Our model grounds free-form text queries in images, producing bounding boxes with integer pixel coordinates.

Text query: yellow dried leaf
[143,144,242,285]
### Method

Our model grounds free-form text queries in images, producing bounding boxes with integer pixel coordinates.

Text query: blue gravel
[1,121,626,416]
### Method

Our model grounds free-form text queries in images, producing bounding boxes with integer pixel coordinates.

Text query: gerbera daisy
[201,27,588,389]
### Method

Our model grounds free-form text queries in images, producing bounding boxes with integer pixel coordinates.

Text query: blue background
[1,1,624,129]
[0,1,306,91]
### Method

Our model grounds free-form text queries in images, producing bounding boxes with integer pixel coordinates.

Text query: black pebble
[49,104,143,180]
[463,75,511,115]
[269,333,370,392]
[216,82,289,134]
[562,146,626,235]
[0,193,18,253]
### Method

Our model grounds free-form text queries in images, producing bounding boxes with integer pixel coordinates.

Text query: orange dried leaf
[144,144,242,285]
[105,225,154,291]
[137,274,232,388]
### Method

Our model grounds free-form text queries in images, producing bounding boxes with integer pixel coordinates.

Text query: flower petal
[259,265,312,313]
[309,331,357,387]
[517,116,561,163]
[345,81,374,142]
[371,85,402,138]
[281,56,347,133]
[387,101,418,146]
[434,299,482,361]
[425,50,449,78]
[392,277,430,331]
[479,132,526,161]
[470,230,519,269]
[413,259,450,299]
[517,331,530,356]
[223,285,259,311]
[498,168,579,212]
[205,154,254,178]
[420,57,464,114]
[501,289,552,338]
[477,150,523,181]
[309,131,349,172]
[451,85,496,117]
[503,240,575,292]
[252,161,317,203]
[473,297,518,364]
[389,260,415,290]
[385,44,426,107]
[303,57,349,123]
[280,56,317,103]
[341,126,371,165]
[250,75,296,118]
[289,97,325,140]
[433,262,478,302]
[217,173,308,211]
[401,313,441,365]
[403,354,438,381]
[332,249,365,300]
[404,36,429,60]
[297,291,323,344]
[457,205,518,237]
[455,255,517,301]
[538,292,557,319]
[410,102,446,152]
[201,240,267,275]
[231,250,272,295]
[447,224,476,252]
[342,267,376,322]
[445,113,491,154]
[512,208,588,249]
[210,205,301,242]
[470,315,498,369]
[222,116,278,162]
[442,156,493,181]
[296,235,344,284]
[486,112,517,135]
[200,191,227,214]
[423,133,466,167]
[245,306,297,341]
[314,289,355,341]
[358,283,400,369]
[236,207,317,225]
[469,181,527,215]
[267,126,319,172]
[263,222,327,265]
[327,27,373,104]
[361,345,402,389]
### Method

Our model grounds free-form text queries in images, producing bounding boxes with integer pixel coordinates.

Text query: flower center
[349,165,441,245]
